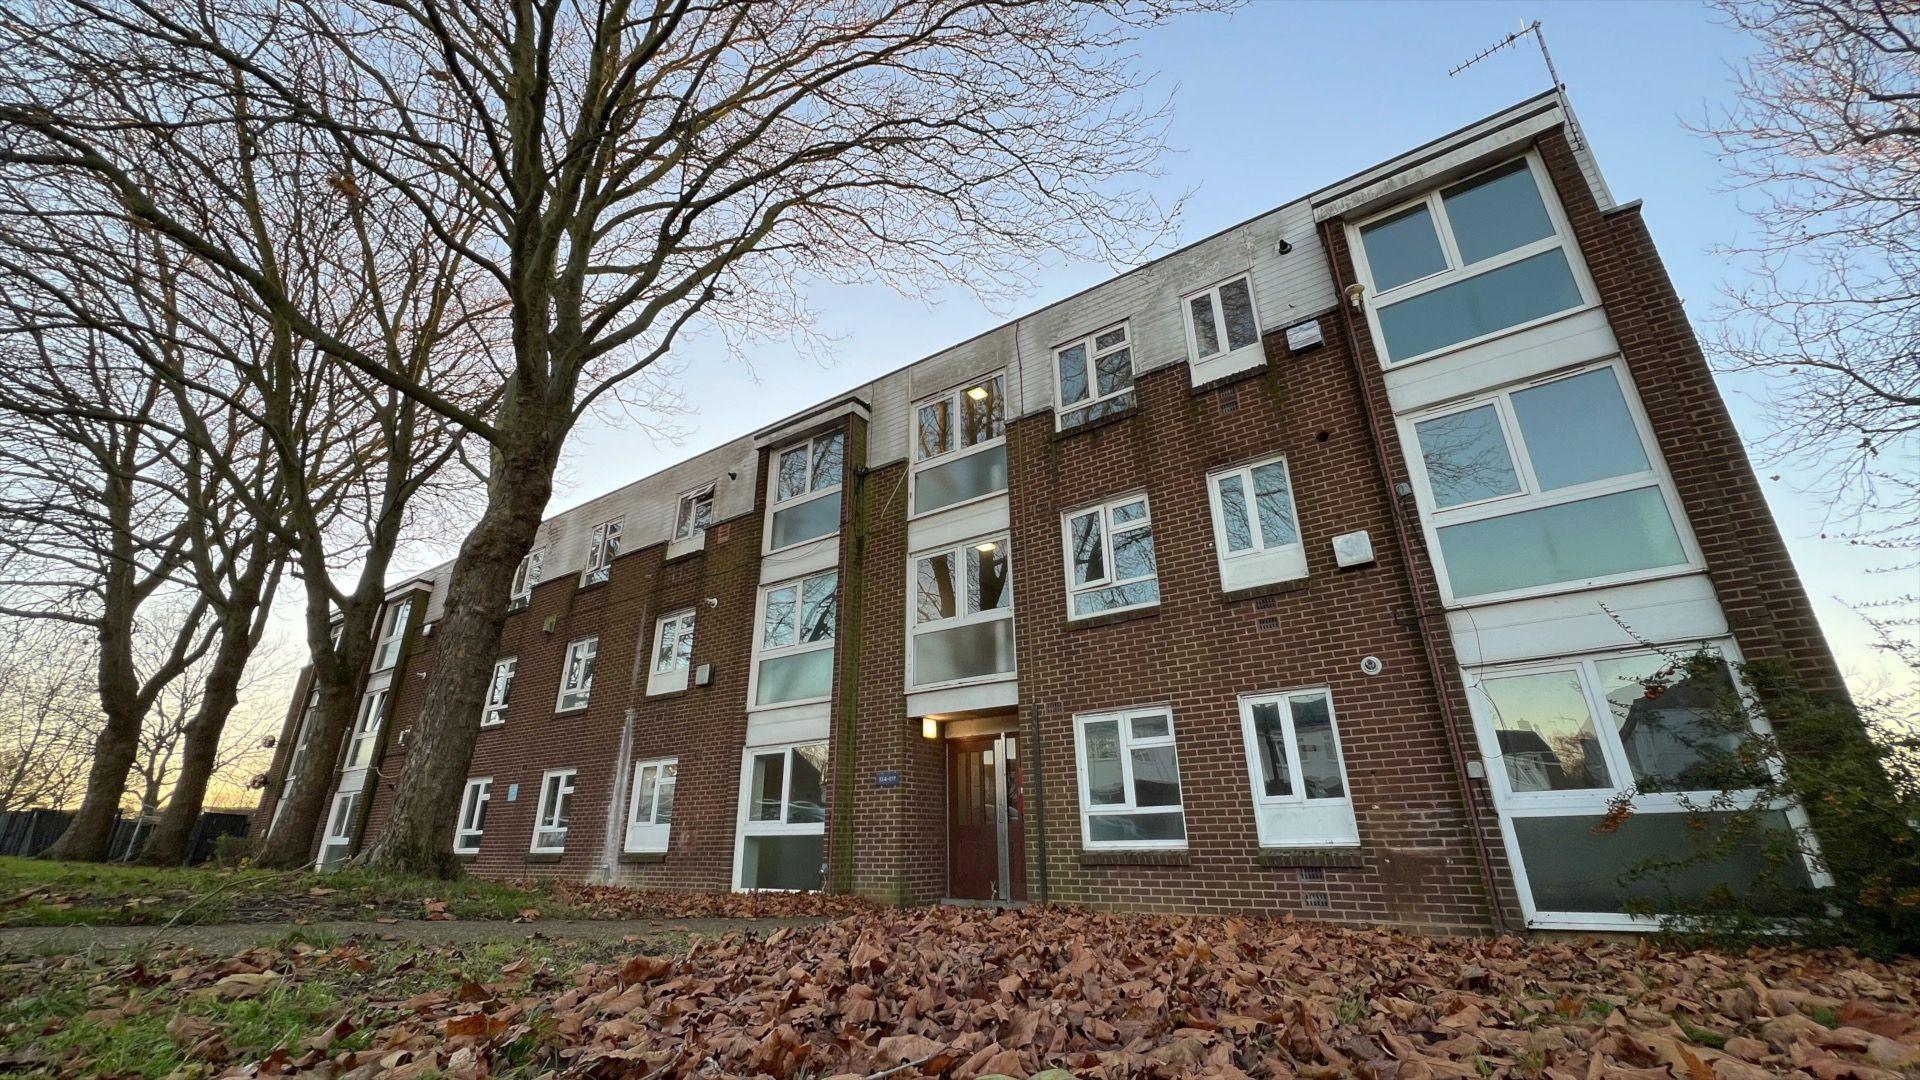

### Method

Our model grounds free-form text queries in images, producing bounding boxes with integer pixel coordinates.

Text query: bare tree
[0,618,98,813]
[1705,0,1920,580]
[0,0,1230,875]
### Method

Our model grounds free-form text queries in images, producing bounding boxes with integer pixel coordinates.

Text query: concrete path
[0,916,826,956]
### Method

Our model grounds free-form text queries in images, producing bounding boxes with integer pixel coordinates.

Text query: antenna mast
[1448,20,1584,151]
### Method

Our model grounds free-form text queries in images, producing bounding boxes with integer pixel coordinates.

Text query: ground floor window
[531,769,576,853]
[625,758,677,854]
[454,778,491,854]
[1238,689,1359,847]
[1465,641,1813,926]
[319,791,358,870]
[1073,707,1185,849]
[735,742,827,890]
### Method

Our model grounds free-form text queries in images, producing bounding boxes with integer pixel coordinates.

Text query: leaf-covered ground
[7,906,1920,1079]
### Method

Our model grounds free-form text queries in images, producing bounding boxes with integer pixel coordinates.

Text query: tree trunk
[42,617,144,861]
[359,438,558,876]
[254,665,357,868]
[138,622,252,865]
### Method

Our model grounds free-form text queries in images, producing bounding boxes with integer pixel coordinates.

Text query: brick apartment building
[254,93,1842,934]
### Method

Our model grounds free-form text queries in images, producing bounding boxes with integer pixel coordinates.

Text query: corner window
[371,598,412,672]
[1062,495,1158,619]
[624,758,677,854]
[752,571,836,707]
[555,637,598,712]
[1354,156,1588,365]
[454,778,491,854]
[508,550,543,612]
[1183,274,1262,366]
[912,374,1007,515]
[1074,708,1185,849]
[735,742,828,890]
[1206,454,1305,590]
[531,768,575,853]
[674,484,715,542]
[909,537,1014,689]
[768,431,844,551]
[582,519,622,586]
[1239,690,1358,847]
[648,609,696,696]
[344,686,388,769]
[1405,362,1691,602]
[481,657,516,727]
[1054,323,1134,430]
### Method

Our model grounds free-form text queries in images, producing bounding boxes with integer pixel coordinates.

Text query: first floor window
[556,637,597,712]
[674,484,715,541]
[1074,708,1185,848]
[319,791,358,870]
[481,657,516,727]
[653,610,695,674]
[1240,690,1359,847]
[454,778,491,854]
[736,743,827,890]
[1063,494,1158,618]
[625,758,678,853]
[582,519,622,586]
[531,769,576,853]
[1207,454,1306,588]
[344,686,388,769]
[909,537,1014,688]
[508,550,543,611]
[753,571,836,707]
[1053,323,1134,430]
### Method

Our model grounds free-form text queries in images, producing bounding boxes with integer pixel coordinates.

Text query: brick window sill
[1079,849,1189,868]
[619,852,668,865]
[1256,847,1366,869]
[1065,604,1160,632]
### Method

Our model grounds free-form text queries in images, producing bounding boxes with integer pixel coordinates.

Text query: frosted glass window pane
[1190,294,1220,358]
[1479,670,1612,792]
[1056,344,1088,405]
[1291,694,1345,799]
[1513,810,1809,915]
[1360,204,1447,291]
[915,553,957,623]
[742,835,822,891]
[1378,249,1582,361]
[748,753,783,820]
[1416,405,1520,508]
[1089,812,1185,844]
[756,649,834,705]
[1250,703,1291,798]
[1438,487,1686,597]
[1594,654,1760,792]
[968,543,1009,612]
[1216,474,1253,552]
[912,620,1015,685]
[1512,369,1651,490]
[913,444,1006,513]
[770,490,840,548]
[1220,278,1258,350]
[1083,720,1123,805]
[1442,160,1554,265]
[789,745,827,823]
[1251,462,1298,546]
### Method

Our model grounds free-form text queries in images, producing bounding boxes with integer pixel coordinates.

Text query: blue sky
[527,2,1908,697]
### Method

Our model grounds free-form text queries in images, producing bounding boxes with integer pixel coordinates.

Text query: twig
[864,1052,939,1079]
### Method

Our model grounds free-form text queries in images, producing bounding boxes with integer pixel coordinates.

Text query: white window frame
[318,790,358,870]
[673,484,715,542]
[1181,272,1263,368]
[269,689,319,837]
[647,609,696,696]
[748,570,837,710]
[454,777,491,854]
[1237,689,1359,848]
[371,597,412,672]
[1073,706,1187,851]
[1052,322,1135,430]
[343,685,388,770]
[1398,357,1701,605]
[581,518,622,586]
[731,741,829,891]
[909,372,1007,517]
[905,535,1016,691]
[1347,152,1597,368]
[530,768,576,854]
[555,636,598,713]
[1205,453,1307,589]
[764,430,845,554]
[480,656,516,727]
[624,757,678,854]
[508,550,543,612]
[1060,494,1158,621]
[1463,638,1824,931]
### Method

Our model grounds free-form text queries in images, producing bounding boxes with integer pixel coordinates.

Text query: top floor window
[912,374,1007,515]
[674,484,715,542]
[768,431,844,551]
[1353,156,1588,365]
[1054,323,1134,430]
[582,519,622,586]
[508,550,543,612]
[1183,274,1261,367]
[371,598,412,672]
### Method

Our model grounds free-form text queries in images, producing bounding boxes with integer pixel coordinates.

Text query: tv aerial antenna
[1448,20,1584,151]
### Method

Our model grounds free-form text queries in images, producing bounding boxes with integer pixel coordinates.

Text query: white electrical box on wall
[1285,318,1325,353]
[1332,530,1375,568]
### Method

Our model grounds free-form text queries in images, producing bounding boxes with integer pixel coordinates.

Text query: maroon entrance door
[947,732,1026,902]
